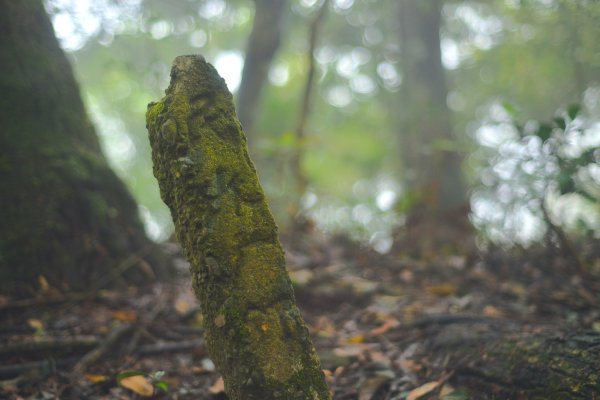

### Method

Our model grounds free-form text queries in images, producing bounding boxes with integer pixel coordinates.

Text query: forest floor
[1,229,600,399]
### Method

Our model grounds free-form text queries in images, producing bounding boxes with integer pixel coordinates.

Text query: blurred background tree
[44,0,600,251]
[0,0,169,297]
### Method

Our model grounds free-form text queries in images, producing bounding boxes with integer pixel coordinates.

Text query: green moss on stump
[146,55,330,400]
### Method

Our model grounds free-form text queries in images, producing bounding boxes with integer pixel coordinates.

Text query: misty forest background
[3,0,600,399]
[48,0,600,250]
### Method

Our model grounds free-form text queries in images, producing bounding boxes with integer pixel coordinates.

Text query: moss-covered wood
[466,332,600,398]
[146,55,330,399]
[435,328,600,399]
[0,0,167,297]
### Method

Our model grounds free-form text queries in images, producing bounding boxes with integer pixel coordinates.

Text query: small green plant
[522,104,598,202]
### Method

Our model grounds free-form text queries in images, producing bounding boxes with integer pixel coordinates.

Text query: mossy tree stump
[146,55,330,399]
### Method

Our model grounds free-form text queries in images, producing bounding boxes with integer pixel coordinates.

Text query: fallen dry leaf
[84,374,108,384]
[209,377,225,394]
[214,314,226,327]
[38,275,50,293]
[119,375,154,397]
[112,310,137,321]
[406,380,441,400]
[175,298,192,315]
[27,319,44,331]
[368,318,399,337]
[425,283,457,296]
[399,358,423,374]
[483,305,504,317]
[333,343,373,358]
[136,259,156,279]
[346,334,365,344]
[439,383,455,397]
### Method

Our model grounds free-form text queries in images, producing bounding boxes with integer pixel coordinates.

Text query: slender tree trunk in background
[398,0,465,211]
[0,0,168,297]
[146,55,330,399]
[289,0,329,224]
[395,0,472,255]
[236,0,288,146]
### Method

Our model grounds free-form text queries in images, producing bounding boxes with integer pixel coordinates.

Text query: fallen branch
[0,336,98,357]
[71,323,135,375]
[432,328,600,398]
[0,357,79,379]
[136,339,204,356]
[0,292,100,313]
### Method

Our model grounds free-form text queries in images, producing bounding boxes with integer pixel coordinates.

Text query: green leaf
[535,123,553,142]
[154,381,169,393]
[558,174,576,195]
[502,101,519,119]
[567,103,581,120]
[553,117,566,130]
[117,371,149,383]
[575,148,597,166]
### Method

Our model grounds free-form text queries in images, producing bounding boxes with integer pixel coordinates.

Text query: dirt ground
[1,230,599,399]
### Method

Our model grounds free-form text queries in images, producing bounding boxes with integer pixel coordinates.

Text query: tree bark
[397,0,466,211]
[236,0,288,143]
[146,55,330,399]
[0,0,167,297]
[428,323,600,399]
[459,331,600,398]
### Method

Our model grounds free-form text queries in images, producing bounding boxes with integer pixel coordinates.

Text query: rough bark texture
[432,326,600,399]
[0,0,167,297]
[146,55,330,400]
[236,0,288,142]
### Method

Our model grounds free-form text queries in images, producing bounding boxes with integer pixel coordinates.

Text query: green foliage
[475,101,600,243]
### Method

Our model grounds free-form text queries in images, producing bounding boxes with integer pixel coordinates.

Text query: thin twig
[290,0,329,217]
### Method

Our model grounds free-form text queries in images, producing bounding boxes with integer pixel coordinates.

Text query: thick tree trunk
[0,0,167,297]
[236,0,288,144]
[146,55,330,399]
